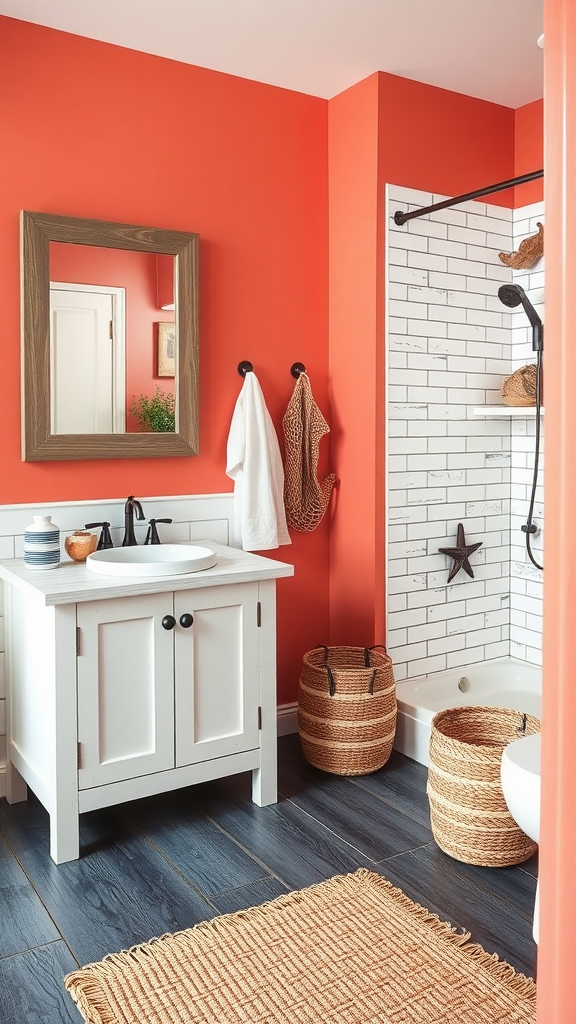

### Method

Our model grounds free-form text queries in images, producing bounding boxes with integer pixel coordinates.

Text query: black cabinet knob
[179,613,194,628]
[161,614,176,630]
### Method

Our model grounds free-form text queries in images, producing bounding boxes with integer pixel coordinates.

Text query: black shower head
[498,283,543,352]
[498,283,524,308]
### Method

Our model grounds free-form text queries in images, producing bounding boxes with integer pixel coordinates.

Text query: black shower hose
[524,348,543,572]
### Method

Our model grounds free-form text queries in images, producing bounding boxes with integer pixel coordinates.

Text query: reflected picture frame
[157,321,176,377]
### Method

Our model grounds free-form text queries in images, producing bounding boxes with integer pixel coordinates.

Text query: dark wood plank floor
[0,735,538,1023]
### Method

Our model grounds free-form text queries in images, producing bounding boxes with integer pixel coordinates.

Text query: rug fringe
[64,977,109,1024]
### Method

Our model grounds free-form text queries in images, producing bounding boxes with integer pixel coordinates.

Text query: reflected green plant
[130,387,176,432]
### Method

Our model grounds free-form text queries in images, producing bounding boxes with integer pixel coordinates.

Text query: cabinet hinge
[76,626,81,656]
[109,319,113,341]
[257,706,262,730]
[77,742,82,769]
[256,601,261,627]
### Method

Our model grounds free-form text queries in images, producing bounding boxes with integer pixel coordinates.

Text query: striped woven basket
[298,646,396,776]
[427,706,541,867]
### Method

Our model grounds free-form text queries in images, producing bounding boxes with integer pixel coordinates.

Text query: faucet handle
[85,522,114,550]
[144,518,172,545]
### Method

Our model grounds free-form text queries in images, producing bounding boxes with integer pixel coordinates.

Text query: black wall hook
[237,360,253,376]
[291,362,306,378]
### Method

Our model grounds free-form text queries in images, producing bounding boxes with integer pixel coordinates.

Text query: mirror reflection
[49,243,176,434]
[21,211,199,461]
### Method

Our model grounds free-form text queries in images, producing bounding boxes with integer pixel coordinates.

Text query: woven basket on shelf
[427,706,540,868]
[298,645,396,776]
[500,363,538,406]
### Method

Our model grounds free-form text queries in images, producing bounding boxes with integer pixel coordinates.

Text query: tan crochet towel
[283,374,335,531]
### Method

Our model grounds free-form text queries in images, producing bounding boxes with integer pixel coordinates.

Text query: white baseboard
[276,702,298,736]
[0,710,299,800]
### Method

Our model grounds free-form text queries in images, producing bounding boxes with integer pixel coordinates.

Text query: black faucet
[122,496,145,546]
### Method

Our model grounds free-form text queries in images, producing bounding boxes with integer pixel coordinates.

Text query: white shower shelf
[473,406,544,417]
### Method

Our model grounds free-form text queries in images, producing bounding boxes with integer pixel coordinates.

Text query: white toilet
[500,731,541,942]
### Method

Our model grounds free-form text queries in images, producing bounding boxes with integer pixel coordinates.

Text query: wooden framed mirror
[20,211,199,460]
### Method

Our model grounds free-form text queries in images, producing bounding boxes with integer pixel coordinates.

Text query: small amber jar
[64,531,98,563]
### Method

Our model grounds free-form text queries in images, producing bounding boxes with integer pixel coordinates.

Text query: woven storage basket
[298,646,396,776]
[427,706,540,867]
[500,363,537,406]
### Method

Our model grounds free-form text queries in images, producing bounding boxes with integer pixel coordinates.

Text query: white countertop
[0,542,294,606]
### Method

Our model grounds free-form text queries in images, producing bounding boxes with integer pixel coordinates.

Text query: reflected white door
[49,283,126,433]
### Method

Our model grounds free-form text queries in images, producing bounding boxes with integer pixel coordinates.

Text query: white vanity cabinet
[76,584,260,788]
[0,544,293,863]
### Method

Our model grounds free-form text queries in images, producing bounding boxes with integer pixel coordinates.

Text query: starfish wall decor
[438,523,483,583]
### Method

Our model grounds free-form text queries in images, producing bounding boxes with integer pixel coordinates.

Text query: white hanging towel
[226,372,291,551]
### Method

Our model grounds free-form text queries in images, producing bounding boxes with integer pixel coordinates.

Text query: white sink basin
[86,544,217,578]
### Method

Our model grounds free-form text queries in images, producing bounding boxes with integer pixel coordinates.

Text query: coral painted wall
[328,71,515,646]
[327,75,382,645]
[515,99,544,206]
[0,16,329,703]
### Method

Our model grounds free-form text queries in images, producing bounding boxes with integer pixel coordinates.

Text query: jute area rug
[64,868,536,1024]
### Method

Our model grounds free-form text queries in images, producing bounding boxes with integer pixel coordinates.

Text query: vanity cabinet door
[77,594,175,789]
[174,583,260,767]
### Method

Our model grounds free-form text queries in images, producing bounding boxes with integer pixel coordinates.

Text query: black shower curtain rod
[393,168,543,226]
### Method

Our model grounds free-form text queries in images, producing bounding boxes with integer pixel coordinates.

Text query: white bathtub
[393,657,542,766]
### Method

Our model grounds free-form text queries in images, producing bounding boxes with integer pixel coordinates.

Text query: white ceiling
[0,0,543,107]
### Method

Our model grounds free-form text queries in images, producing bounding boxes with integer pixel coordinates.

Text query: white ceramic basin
[501,731,541,944]
[86,544,217,578]
[500,731,541,844]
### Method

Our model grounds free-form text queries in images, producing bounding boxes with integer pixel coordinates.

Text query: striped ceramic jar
[23,515,60,570]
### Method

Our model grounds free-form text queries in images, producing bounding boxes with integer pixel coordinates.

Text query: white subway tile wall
[386,185,544,680]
